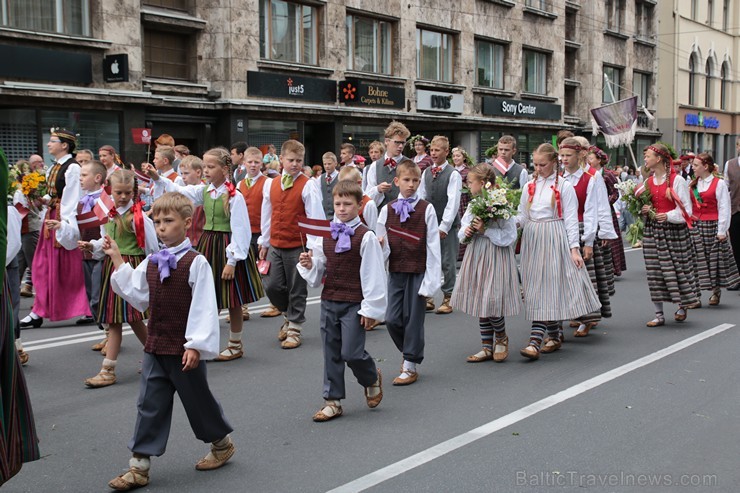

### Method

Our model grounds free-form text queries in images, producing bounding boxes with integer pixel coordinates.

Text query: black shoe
[19,317,43,329]
[727,284,740,291]
[76,316,95,325]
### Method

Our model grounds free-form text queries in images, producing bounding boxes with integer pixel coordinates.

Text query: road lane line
[326,323,735,493]
[23,298,323,352]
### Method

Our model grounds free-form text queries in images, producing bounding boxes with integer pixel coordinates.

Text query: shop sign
[0,44,92,84]
[685,112,720,129]
[339,79,405,109]
[416,89,464,114]
[482,96,561,121]
[247,71,336,103]
[103,54,129,83]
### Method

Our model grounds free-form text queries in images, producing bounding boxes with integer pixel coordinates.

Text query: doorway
[303,121,336,168]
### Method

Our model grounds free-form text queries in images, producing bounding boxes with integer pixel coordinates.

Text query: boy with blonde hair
[366,122,412,208]
[339,166,378,232]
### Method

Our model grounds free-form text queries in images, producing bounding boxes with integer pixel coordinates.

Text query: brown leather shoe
[278,318,289,341]
[392,368,418,386]
[313,401,343,422]
[540,338,562,354]
[84,366,116,388]
[492,336,509,362]
[261,305,282,317]
[195,438,235,471]
[91,337,108,351]
[108,466,149,491]
[674,309,687,322]
[709,292,720,306]
[425,297,435,311]
[213,341,243,362]
[17,349,29,366]
[435,295,453,314]
[573,322,596,338]
[281,329,302,349]
[519,345,540,360]
[365,369,383,408]
[466,347,493,362]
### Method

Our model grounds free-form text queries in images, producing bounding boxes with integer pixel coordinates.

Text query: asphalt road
[4,247,739,492]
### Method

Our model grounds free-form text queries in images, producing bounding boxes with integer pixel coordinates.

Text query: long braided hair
[203,147,233,218]
[529,143,560,211]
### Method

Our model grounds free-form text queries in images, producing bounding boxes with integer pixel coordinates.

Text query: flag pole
[604,74,639,171]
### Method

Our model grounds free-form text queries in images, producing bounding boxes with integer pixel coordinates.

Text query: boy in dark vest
[258,139,325,349]
[418,135,461,314]
[297,181,386,421]
[104,192,234,491]
[366,121,412,209]
[491,135,528,189]
[338,166,378,232]
[377,161,441,386]
[320,151,339,220]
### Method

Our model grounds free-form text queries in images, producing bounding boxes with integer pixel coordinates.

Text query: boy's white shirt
[6,205,22,266]
[88,200,159,259]
[153,177,251,266]
[55,188,103,250]
[376,193,442,297]
[417,162,462,234]
[360,196,379,232]
[110,238,220,360]
[258,171,326,250]
[296,216,387,322]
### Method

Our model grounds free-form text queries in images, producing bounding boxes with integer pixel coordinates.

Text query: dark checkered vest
[144,250,198,356]
[77,201,101,260]
[321,223,369,303]
[386,199,429,274]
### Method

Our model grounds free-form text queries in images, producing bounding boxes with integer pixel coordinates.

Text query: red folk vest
[359,195,372,226]
[239,175,265,234]
[572,170,594,222]
[269,173,308,249]
[692,177,720,222]
[647,175,678,214]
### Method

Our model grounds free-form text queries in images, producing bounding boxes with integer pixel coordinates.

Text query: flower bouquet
[462,177,520,244]
[615,179,654,245]
[19,171,47,211]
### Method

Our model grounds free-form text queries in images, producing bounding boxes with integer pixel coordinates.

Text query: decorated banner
[131,128,152,145]
[590,96,638,148]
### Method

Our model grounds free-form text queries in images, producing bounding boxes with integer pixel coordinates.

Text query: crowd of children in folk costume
[4,121,739,491]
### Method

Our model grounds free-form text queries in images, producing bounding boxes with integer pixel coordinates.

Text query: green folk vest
[203,188,231,232]
[423,165,460,229]
[104,216,144,256]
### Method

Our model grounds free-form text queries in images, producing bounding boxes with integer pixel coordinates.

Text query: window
[688,54,698,105]
[564,86,577,116]
[633,71,650,107]
[522,49,547,95]
[691,0,698,19]
[721,62,730,110]
[143,28,190,80]
[475,40,504,89]
[565,11,576,41]
[346,14,392,74]
[606,0,624,32]
[259,0,318,65]
[603,65,622,103]
[723,0,730,30]
[248,119,300,152]
[416,28,453,82]
[525,0,548,10]
[142,0,188,10]
[564,50,576,80]
[705,59,713,107]
[635,0,653,39]
[2,0,90,36]
[707,0,714,25]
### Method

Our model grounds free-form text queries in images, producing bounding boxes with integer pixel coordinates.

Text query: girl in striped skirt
[84,169,158,387]
[148,148,264,362]
[451,164,521,363]
[516,144,601,360]
[689,153,740,306]
[559,138,617,339]
[641,143,700,326]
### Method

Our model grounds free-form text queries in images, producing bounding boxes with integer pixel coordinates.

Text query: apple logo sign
[111,60,119,75]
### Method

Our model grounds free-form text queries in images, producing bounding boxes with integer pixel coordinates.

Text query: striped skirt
[457,192,471,261]
[97,254,148,324]
[198,230,264,310]
[520,219,601,321]
[451,234,522,318]
[642,220,700,305]
[690,219,740,291]
[1,279,40,485]
[580,223,615,319]
[609,211,627,275]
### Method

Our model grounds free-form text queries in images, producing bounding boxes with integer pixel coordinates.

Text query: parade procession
[1,1,739,491]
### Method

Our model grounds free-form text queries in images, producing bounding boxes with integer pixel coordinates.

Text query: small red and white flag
[386,226,422,244]
[94,190,117,221]
[492,157,508,176]
[634,183,646,198]
[77,209,107,230]
[296,215,332,239]
[133,167,152,185]
[131,128,152,145]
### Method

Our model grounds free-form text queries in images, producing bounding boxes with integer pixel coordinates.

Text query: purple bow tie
[330,222,355,253]
[392,197,415,223]
[150,244,191,282]
[79,193,99,213]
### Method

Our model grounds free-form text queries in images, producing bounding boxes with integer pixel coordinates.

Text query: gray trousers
[129,353,233,457]
[385,272,426,364]
[320,300,378,400]
[17,231,39,285]
[441,227,460,295]
[82,259,102,321]
[264,246,307,324]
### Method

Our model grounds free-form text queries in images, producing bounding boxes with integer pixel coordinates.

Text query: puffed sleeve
[581,178,600,247]
[140,213,159,255]
[419,205,442,297]
[358,231,387,321]
[296,237,325,288]
[560,180,580,249]
[516,181,531,229]
[258,177,273,248]
[183,255,221,360]
[225,193,251,265]
[365,162,383,205]
[458,205,473,242]
[593,176,617,240]
[110,258,151,313]
[6,206,22,265]
[153,177,207,206]
[59,163,82,223]
[439,170,462,234]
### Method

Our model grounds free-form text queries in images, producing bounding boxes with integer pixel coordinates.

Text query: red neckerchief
[132,201,146,248]
[431,166,442,179]
[384,158,396,169]
[223,181,237,197]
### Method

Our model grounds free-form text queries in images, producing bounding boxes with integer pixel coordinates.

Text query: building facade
[1,0,659,168]
[656,0,739,169]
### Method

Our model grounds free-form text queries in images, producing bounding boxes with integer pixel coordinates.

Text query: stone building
[0,0,659,168]
[656,0,739,168]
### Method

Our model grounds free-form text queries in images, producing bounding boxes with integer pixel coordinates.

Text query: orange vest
[239,175,266,234]
[269,174,308,249]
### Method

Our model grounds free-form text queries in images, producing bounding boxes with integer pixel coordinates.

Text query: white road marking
[23,297,323,352]
[326,323,735,493]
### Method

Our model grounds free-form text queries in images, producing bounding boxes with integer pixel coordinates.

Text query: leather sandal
[278,318,289,341]
[195,438,235,470]
[313,402,343,422]
[425,297,435,311]
[540,338,562,354]
[685,300,702,309]
[492,336,509,362]
[569,321,580,328]
[214,341,243,362]
[108,467,149,491]
[519,345,540,360]
[709,292,720,306]
[674,308,687,322]
[392,368,418,386]
[84,366,116,388]
[261,305,282,317]
[281,330,302,349]
[91,337,108,351]
[17,349,29,366]
[466,347,493,363]
[365,369,383,408]
[574,322,596,338]
[646,316,665,327]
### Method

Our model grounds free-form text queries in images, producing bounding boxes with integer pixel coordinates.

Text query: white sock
[366,379,381,397]
[130,457,150,471]
[103,358,117,369]
[21,313,39,323]
[15,339,23,351]
[212,435,231,449]
[229,331,242,344]
[402,360,416,373]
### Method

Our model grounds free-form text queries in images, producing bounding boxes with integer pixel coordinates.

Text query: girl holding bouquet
[451,164,520,363]
[516,144,601,360]
[641,143,699,326]
[688,153,739,306]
